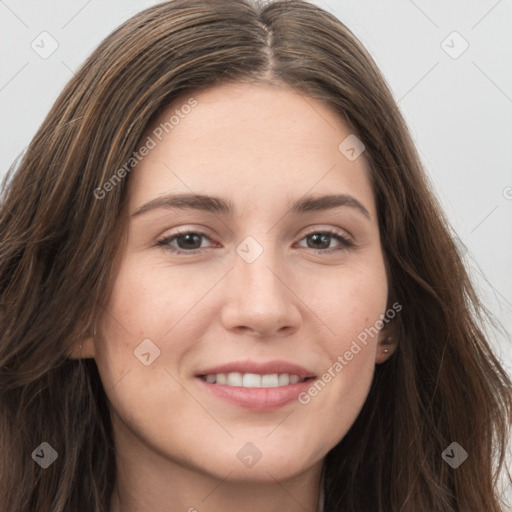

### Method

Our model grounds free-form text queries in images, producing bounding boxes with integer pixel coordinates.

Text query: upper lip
[196,360,315,379]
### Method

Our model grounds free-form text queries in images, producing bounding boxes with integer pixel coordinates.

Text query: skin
[75,81,397,512]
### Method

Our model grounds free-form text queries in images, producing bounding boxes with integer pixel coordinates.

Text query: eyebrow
[132,192,371,220]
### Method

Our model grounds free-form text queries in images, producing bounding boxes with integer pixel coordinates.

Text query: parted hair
[1,0,511,510]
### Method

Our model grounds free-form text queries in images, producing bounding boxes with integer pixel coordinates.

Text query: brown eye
[156,231,215,254]
[297,230,353,253]
[156,228,353,256]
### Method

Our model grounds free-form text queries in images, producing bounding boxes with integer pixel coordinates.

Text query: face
[84,81,392,483]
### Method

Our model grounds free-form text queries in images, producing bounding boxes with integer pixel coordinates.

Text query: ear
[375,321,398,364]
[67,332,96,359]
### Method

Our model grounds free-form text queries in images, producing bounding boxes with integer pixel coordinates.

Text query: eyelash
[155,228,354,255]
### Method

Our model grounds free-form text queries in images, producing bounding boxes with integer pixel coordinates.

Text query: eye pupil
[308,233,329,249]
[178,233,201,249]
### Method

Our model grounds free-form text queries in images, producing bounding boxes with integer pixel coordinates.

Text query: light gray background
[0,0,511,375]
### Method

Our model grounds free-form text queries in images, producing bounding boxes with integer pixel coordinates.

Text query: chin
[187,438,322,482]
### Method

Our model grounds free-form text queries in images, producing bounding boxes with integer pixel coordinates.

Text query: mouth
[195,360,316,410]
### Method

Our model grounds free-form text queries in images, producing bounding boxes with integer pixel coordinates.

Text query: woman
[1,0,511,511]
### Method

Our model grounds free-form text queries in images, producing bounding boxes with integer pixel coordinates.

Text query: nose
[220,245,302,339]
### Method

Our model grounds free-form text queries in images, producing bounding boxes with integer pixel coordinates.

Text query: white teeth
[289,374,300,384]
[242,373,261,388]
[261,374,279,387]
[227,372,242,386]
[202,372,304,387]
[278,373,289,386]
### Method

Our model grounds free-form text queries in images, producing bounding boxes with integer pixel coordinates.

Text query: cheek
[93,253,226,397]
[99,254,214,343]
[295,258,387,438]
[313,256,389,356]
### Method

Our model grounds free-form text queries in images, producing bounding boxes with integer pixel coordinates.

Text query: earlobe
[375,333,398,364]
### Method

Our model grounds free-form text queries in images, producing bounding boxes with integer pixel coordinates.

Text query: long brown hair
[1,0,511,510]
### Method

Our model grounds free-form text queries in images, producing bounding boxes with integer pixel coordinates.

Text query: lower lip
[196,378,314,410]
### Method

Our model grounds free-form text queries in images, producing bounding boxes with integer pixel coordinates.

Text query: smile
[199,372,306,388]
[195,360,316,410]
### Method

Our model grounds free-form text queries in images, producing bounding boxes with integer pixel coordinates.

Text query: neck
[110,464,321,512]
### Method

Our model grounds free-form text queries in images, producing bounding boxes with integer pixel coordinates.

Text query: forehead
[127,81,376,220]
